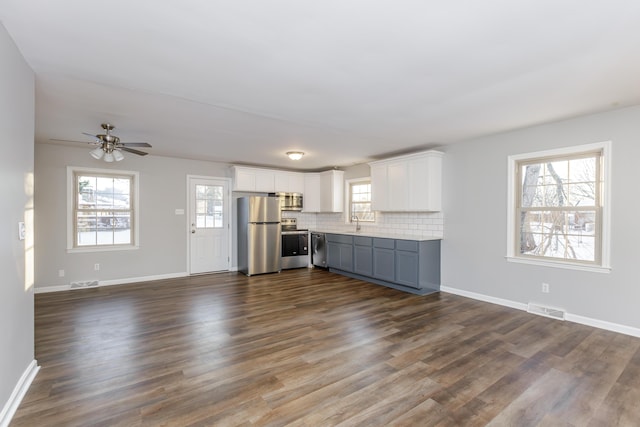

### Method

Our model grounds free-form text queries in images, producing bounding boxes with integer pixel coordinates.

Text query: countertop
[310,229,442,242]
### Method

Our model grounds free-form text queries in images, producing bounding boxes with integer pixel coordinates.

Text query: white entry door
[188,177,230,274]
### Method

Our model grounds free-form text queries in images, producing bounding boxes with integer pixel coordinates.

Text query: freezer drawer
[245,222,281,275]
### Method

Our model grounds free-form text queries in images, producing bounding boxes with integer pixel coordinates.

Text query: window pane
[195,184,223,229]
[569,157,596,182]
[568,182,596,206]
[77,176,96,209]
[76,212,97,246]
[96,177,115,209]
[520,209,597,262]
[114,212,131,244]
[113,178,130,209]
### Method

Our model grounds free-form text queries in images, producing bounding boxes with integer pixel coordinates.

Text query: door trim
[186,175,232,275]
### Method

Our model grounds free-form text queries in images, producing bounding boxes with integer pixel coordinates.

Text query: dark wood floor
[12,269,640,426]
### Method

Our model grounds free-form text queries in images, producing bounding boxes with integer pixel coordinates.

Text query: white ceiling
[2,0,640,170]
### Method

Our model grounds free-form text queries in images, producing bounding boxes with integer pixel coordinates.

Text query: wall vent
[527,303,566,320]
[70,280,99,289]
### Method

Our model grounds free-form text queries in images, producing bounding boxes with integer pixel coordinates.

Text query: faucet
[352,215,361,232]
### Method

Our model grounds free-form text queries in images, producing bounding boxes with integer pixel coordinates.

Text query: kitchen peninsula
[314,230,441,295]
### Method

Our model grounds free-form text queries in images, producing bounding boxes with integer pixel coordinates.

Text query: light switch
[175,209,185,215]
[18,222,25,240]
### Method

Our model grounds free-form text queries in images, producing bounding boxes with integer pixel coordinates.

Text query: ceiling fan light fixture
[286,151,304,160]
[103,151,115,163]
[113,150,124,162]
[90,146,105,160]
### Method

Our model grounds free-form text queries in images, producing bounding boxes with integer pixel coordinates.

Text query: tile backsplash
[283,211,444,239]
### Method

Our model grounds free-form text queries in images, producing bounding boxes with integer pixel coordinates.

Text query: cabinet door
[408,153,442,211]
[395,250,419,288]
[233,167,256,191]
[370,163,388,211]
[387,161,408,210]
[319,170,344,212]
[274,171,290,192]
[354,245,373,277]
[328,242,353,272]
[408,156,429,211]
[289,173,305,194]
[327,241,341,269]
[255,170,275,193]
[338,243,353,272]
[373,247,395,282]
[274,171,305,193]
[303,173,321,212]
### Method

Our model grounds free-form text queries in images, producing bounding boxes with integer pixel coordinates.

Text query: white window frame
[67,166,140,253]
[345,177,375,224]
[506,141,611,273]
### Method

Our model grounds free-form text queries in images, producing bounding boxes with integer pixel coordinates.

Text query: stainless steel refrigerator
[237,196,281,276]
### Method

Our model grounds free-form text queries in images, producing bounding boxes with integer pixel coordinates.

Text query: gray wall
[34,143,232,290]
[441,105,640,330]
[0,23,35,416]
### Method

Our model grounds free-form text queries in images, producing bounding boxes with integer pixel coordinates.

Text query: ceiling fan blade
[120,147,149,156]
[120,142,152,147]
[50,138,99,145]
[81,132,101,141]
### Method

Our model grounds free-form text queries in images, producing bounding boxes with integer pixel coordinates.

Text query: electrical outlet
[542,282,550,293]
[58,269,65,277]
[94,263,100,271]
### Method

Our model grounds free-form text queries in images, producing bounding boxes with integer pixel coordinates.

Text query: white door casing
[188,176,230,274]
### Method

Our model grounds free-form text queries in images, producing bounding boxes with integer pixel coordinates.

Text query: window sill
[505,256,611,274]
[67,245,139,254]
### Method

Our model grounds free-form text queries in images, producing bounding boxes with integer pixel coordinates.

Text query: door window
[195,184,223,229]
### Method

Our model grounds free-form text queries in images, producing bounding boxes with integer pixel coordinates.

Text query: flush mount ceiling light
[286,151,305,160]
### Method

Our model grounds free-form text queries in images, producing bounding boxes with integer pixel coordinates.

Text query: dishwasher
[311,232,327,268]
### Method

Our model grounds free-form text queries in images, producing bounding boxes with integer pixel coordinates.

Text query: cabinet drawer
[326,234,353,244]
[396,240,418,252]
[373,238,395,249]
[354,236,372,246]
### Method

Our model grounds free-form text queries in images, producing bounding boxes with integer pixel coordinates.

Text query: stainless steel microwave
[268,192,303,211]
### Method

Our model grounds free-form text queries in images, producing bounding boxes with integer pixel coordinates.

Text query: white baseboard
[0,360,39,427]
[440,285,640,338]
[440,285,528,311]
[565,313,640,338]
[35,272,189,294]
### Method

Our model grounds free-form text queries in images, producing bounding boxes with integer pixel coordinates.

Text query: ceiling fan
[52,123,152,162]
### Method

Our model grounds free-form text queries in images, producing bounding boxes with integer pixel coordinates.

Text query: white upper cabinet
[232,166,275,193]
[303,173,321,212]
[302,170,344,213]
[319,170,344,212]
[274,171,305,194]
[369,150,442,212]
[232,166,304,193]
[232,166,343,212]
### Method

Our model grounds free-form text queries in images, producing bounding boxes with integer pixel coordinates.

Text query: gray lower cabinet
[353,236,373,276]
[395,250,419,287]
[395,240,419,288]
[325,232,441,295]
[326,234,353,272]
[373,238,395,282]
